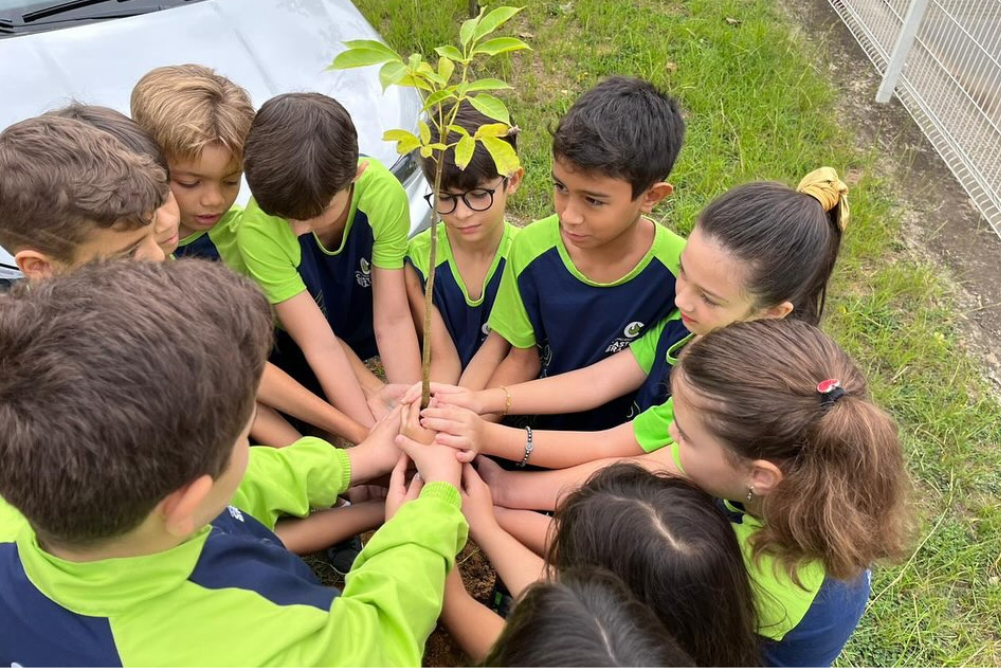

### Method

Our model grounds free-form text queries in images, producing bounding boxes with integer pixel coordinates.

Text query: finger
[389,453,410,490]
[428,382,465,395]
[401,381,424,405]
[395,433,428,459]
[461,462,477,485]
[433,433,473,449]
[420,406,469,421]
[419,416,463,434]
[456,449,477,464]
[406,471,424,500]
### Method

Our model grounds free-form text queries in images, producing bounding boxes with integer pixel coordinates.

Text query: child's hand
[367,383,410,421]
[394,431,462,491]
[385,454,422,521]
[354,404,403,477]
[401,400,436,445]
[418,404,486,463]
[473,455,511,508]
[400,381,471,406]
[459,463,499,536]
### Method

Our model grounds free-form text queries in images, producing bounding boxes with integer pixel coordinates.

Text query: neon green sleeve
[358,159,410,270]
[486,220,547,349]
[237,199,308,304]
[651,222,687,275]
[207,206,246,275]
[629,317,667,376]
[230,437,351,530]
[632,399,676,454]
[406,228,432,282]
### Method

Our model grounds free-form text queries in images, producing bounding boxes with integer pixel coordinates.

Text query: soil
[783,0,1001,393]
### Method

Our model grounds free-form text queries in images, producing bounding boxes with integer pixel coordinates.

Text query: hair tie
[817,378,846,409]
[797,167,850,232]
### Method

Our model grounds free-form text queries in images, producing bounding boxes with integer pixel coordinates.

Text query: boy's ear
[355,160,370,182]
[505,167,525,194]
[15,250,59,281]
[159,475,215,538]
[638,181,674,213]
[748,459,784,497]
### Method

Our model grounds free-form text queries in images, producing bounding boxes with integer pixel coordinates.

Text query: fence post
[876,0,932,103]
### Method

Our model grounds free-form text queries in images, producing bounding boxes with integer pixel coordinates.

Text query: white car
[0,0,430,283]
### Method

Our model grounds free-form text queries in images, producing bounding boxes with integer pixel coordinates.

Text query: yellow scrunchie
[797,167,850,231]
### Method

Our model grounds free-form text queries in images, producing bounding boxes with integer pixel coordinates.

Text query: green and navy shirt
[628,312,693,452]
[406,222,519,368]
[0,438,468,666]
[488,214,685,431]
[173,206,245,274]
[238,158,410,362]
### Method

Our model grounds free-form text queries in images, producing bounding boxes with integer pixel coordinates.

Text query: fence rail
[828,0,1001,238]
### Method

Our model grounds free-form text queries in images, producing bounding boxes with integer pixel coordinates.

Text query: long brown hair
[676,319,912,580]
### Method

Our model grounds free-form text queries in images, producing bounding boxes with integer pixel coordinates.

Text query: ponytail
[698,168,848,326]
[677,319,911,580]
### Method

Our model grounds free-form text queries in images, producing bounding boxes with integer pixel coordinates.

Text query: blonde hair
[130,64,254,163]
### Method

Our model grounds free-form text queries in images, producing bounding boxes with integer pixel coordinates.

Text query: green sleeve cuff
[333,447,352,495]
[418,481,462,508]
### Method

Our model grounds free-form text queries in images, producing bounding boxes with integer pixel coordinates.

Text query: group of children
[0,63,913,667]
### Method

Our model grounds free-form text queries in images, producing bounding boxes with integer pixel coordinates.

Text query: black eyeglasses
[424,178,508,215]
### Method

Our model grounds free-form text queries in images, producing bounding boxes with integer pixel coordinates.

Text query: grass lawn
[352,0,1001,664]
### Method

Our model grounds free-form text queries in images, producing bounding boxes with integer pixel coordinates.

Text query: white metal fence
[827,0,1001,237]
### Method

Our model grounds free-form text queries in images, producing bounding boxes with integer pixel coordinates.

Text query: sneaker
[325,535,364,576]
[488,577,514,618]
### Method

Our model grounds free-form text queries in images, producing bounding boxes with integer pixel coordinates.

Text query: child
[480,76,687,431]
[435,463,761,666]
[0,259,468,666]
[0,115,167,276]
[131,64,253,270]
[419,170,849,475]
[47,104,182,256]
[483,568,694,667]
[239,92,421,425]
[406,101,522,385]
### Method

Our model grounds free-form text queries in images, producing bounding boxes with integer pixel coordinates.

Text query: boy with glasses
[405,102,523,387]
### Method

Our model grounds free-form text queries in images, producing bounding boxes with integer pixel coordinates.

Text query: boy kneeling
[0,260,466,666]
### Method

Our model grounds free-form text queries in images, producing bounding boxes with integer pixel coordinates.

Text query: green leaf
[480,136,521,176]
[465,78,513,92]
[438,56,455,84]
[468,93,510,125]
[342,39,400,60]
[418,120,432,145]
[454,134,476,169]
[420,145,434,158]
[408,53,423,70]
[422,89,456,111]
[446,124,471,137]
[459,13,480,47]
[383,129,421,154]
[423,71,446,87]
[398,74,434,91]
[378,61,408,91]
[472,6,523,42]
[473,122,512,139]
[472,37,531,56]
[330,47,400,70]
[435,45,464,61]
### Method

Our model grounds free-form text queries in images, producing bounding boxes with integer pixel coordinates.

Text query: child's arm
[486,343,541,388]
[258,361,369,444]
[275,292,376,426]
[404,263,462,384]
[250,402,303,447]
[440,568,506,664]
[372,265,422,383]
[275,500,385,554]
[459,330,510,389]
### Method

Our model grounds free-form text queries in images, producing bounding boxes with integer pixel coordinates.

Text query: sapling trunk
[420,156,446,410]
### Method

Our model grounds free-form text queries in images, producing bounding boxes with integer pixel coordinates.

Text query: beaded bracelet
[517,426,534,468]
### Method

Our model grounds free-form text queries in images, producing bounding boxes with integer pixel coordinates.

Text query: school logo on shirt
[605,321,645,354]
[227,506,245,522]
[356,257,372,288]
[481,322,492,336]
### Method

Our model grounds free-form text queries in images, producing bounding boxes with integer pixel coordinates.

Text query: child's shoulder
[355,156,404,197]
[506,214,560,266]
[646,219,686,272]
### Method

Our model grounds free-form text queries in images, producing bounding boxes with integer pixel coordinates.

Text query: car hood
[0,0,418,172]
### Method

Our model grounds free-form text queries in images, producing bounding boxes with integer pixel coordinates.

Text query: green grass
[352,0,1001,664]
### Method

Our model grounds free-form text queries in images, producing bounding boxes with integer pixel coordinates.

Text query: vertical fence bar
[877,0,933,102]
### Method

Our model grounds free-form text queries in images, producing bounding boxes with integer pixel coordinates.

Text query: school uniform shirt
[0,438,468,667]
[238,158,409,362]
[488,214,685,431]
[406,222,519,368]
[173,206,245,274]
[627,311,692,452]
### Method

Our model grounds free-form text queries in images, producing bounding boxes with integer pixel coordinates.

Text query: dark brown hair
[244,92,359,220]
[0,115,167,262]
[484,567,694,667]
[48,103,170,173]
[676,318,912,580]
[0,259,273,548]
[552,76,685,199]
[421,100,517,191]
[698,181,843,325]
[550,464,761,666]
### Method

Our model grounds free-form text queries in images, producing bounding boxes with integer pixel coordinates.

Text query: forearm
[471,519,546,597]
[441,569,505,664]
[459,332,509,390]
[485,345,541,389]
[250,402,302,448]
[305,343,376,427]
[275,500,385,554]
[259,363,369,443]
[376,314,421,384]
[480,421,643,469]
[494,507,552,557]
[341,338,385,396]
